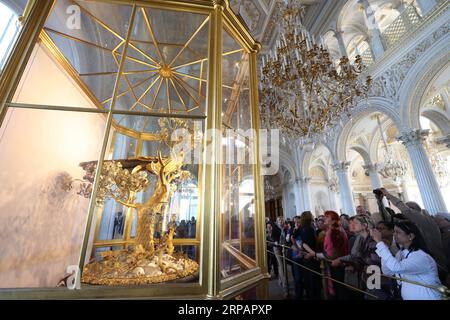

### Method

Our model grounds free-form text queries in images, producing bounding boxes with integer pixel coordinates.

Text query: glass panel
[7,0,131,109]
[45,0,126,50]
[83,114,203,286]
[173,181,199,239]
[39,0,134,108]
[222,31,251,131]
[0,107,106,288]
[12,32,113,109]
[106,7,210,116]
[143,7,207,63]
[96,133,137,242]
[0,2,22,73]
[16,1,210,115]
[220,28,256,281]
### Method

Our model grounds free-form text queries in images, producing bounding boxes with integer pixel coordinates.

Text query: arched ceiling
[232,0,412,77]
[346,112,398,164]
[420,62,450,135]
[231,0,325,49]
[422,63,450,104]
[236,0,407,57]
[306,144,333,177]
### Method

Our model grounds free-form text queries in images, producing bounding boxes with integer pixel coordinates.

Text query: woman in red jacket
[306,211,349,299]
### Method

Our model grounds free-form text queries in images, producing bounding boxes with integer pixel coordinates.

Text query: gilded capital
[397,129,429,147]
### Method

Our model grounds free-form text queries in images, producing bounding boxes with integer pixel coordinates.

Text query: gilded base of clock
[81,248,199,286]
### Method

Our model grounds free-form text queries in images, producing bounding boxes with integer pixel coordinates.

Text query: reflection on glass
[173,178,199,239]
[43,1,209,115]
[44,0,131,106]
[0,108,106,288]
[220,29,256,281]
[0,2,21,71]
[112,210,125,237]
[97,132,137,242]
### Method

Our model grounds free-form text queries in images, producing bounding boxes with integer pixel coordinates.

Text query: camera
[373,189,383,196]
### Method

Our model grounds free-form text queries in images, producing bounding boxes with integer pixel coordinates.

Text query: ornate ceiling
[230,0,324,49]
[231,0,409,61]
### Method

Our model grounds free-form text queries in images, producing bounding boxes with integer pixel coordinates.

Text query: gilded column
[397,129,447,214]
[205,0,224,298]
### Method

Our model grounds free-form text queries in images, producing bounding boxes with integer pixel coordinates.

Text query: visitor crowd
[266,188,450,300]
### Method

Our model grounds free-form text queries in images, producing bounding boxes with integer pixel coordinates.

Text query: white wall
[0,44,106,288]
[310,182,332,216]
[281,183,297,219]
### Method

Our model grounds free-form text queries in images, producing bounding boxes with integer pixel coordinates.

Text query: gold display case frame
[0,0,268,299]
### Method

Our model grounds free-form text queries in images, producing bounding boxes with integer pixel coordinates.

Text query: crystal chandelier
[260,0,372,141]
[379,151,408,186]
[374,114,408,185]
[424,133,449,188]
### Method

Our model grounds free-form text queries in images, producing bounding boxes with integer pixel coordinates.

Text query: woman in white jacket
[371,220,442,300]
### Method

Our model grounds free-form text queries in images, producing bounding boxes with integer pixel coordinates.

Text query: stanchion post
[282,245,288,294]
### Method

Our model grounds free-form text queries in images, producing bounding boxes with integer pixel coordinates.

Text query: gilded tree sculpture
[74,119,198,285]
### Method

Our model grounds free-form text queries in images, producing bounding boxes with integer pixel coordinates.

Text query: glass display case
[0,0,267,299]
